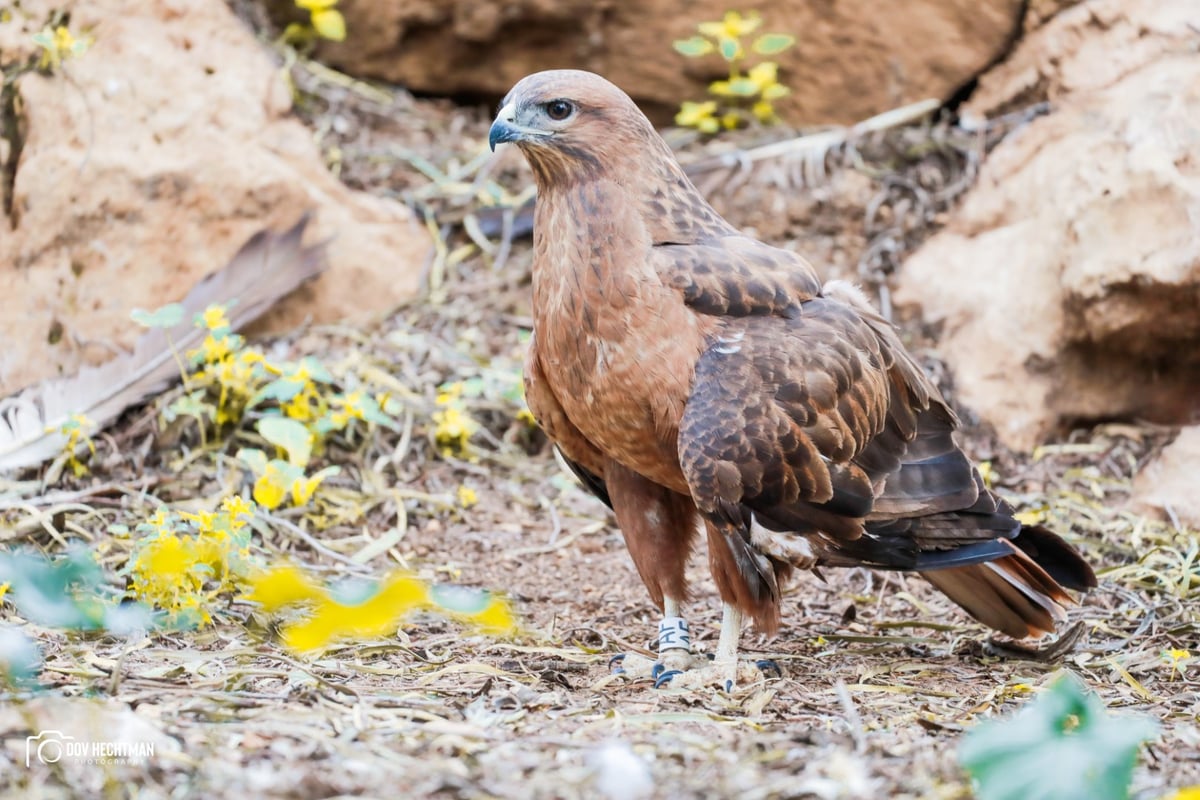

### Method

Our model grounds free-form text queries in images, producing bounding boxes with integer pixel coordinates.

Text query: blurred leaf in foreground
[244,565,517,652]
[960,673,1158,800]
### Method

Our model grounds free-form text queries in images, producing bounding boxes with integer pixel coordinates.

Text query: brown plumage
[490,70,1095,682]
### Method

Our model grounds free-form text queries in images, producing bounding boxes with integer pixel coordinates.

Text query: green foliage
[130,303,185,329]
[960,674,1159,800]
[672,11,796,134]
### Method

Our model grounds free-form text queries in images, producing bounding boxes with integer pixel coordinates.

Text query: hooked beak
[488,102,550,151]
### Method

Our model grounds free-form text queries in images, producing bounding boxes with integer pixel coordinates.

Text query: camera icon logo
[26,730,74,767]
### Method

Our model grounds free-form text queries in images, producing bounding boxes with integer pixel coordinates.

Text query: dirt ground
[1,41,1198,800]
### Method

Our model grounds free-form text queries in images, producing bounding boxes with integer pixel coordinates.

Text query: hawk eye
[545,100,574,121]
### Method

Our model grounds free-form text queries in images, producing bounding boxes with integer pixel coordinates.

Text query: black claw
[724,679,734,693]
[609,654,626,674]
[650,663,665,680]
[755,659,782,678]
[654,669,682,689]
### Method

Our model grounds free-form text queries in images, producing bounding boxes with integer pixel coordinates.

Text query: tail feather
[920,543,1074,639]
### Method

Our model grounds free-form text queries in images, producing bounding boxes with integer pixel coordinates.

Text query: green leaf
[236,447,269,475]
[165,390,214,423]
[0,625,42,688]
[752,33,795,55]
[300,356,334,384]
[249,378,306,408]
[724,77,760,97]
[673,36,715,57]
[718,36,740,61]
[960,674,1158,800]
[130,303,185,329]
[257,417,313,467]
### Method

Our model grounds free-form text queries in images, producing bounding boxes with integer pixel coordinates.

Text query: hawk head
[489,70,661,187]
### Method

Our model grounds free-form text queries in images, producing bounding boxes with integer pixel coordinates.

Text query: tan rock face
[1132,426,1200,529]
[895,0,1200,449]
[0,0,428,396]
[309,0,1023,125]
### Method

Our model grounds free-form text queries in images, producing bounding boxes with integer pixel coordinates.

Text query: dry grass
[0,45,1197,800]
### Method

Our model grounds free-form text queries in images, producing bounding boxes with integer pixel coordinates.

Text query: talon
[724,679,734,693]
[755,658,782,677]
[653,669,682,689]
[650,663,664,680]
[608,654,626,669]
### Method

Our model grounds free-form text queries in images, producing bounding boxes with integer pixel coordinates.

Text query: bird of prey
[489,70,1095,690]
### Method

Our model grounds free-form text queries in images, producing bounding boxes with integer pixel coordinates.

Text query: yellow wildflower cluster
[125,497,257,626]
[243,565,516,652]
[673,11,795,133]
[130,301,398,510]
[432,382,479,457]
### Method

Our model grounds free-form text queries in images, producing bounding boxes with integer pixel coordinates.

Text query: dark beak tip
[488,120,518,152]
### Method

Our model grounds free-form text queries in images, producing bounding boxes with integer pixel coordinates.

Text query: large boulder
[894,0,1200,449]
[1132,426,1200,530]
[0,0,428,396]
[308,0,1024,125]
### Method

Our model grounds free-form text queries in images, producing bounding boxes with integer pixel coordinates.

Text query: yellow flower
[0,582,9,602]
[221,496,254,529]
[675,100,720,134]
[144,508,174,534]
[1164,787,1200,800]
[433,405,477,454]
[200,304,230,331]
[282,387,319,422]
[751,100,776,123]
[457,486,478,509]
[720,111,742,130]
[747,61,777,89]
[34,25,89,70]
[1165,649,1191,679]
[178,509,218,532]
[253,462,291,510]
[699,11,761,40]
[436,382,464,405]
[290,472,324,506]
[192,333,233,364]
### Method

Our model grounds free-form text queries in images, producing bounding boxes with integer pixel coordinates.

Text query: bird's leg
[611,596,705,681]
[654,602,781,692]
[657,596,696,672]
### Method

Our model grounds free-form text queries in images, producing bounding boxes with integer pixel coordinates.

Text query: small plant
[32,24,91,72]
[673,11,795,133]
[132,300,399,508]
[959,673,1158,800]
[51,413,95,477]
[120,497,259,626]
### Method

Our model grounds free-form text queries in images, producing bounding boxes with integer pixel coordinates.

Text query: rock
[307,0,1024,125]
[1132,426,1200,530]
[894,0,1200,449]
[0,0,428,396]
